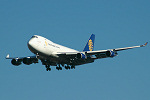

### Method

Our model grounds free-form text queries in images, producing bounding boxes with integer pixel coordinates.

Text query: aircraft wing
[6,54,37,59]
[86,42,148,54]
[6,54,38,66]
[113,42,148,51]
[57,42,148,60]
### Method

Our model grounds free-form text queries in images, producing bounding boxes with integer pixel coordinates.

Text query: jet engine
[11,59,22,66]
[77,53,87,59]
[23,58,33,65]
[23,57,38,65]
[106,50,117,57]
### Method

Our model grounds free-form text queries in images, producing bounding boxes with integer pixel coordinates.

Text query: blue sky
[0,0,150,100]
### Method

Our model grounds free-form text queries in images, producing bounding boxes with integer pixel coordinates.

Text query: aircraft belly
[56,56,95,66]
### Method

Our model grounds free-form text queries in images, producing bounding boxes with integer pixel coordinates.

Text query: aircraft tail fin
[83,34,95,51]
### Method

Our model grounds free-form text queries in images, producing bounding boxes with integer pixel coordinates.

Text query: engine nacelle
[77,53,87,59]
[106,50,117,57]
[11,59,22,66]
[23,58,32,65]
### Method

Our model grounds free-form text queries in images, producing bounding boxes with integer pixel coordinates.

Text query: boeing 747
[6,34,148,71]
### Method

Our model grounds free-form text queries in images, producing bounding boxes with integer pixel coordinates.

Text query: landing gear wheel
[46,68,51,71]
[56,67,62,70]
[65,65,71,70]
[45,65,51,71]
[65,66,68,70]
[59,67,62,70]
[48,68,51,71]
[71,65,75,69]
[56,67,59,70]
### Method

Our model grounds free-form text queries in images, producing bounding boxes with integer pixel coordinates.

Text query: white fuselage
[6,34,146,70]
[28,35,78,59]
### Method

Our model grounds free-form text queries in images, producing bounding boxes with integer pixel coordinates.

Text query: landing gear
[45,65,51,71]
[45,64,75,71]
[56,67,62,70]
[71,65,75,69]
[65,65,70,70]
[46,68,51,71]
[56,64,62,70]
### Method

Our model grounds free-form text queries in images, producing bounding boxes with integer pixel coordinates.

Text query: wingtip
[6,54,10,59]
[140,42,148,47]
[144,42,148,46]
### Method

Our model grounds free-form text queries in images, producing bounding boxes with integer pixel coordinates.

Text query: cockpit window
[32,36,38,38]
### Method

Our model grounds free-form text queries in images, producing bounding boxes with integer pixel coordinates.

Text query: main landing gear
[56,64,62,70]
[45,64,75,71]
[65,65,75,70]
[56,64,75,71]
[45,65,51,71]
[56,67,62,70]
[71,65,75,69]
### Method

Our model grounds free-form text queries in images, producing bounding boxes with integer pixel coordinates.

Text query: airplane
[6,34,148,71]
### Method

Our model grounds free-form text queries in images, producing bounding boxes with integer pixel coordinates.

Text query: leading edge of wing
[114,42,148,51]
[5,54,37,59]
[85,42,148,55]
[57,42,148,56]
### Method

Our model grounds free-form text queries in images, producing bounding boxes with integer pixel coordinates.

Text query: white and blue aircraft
[6,34,148,71]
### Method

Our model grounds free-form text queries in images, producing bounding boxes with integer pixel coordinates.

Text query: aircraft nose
[27,38,35,51]
[27,37,39,54]
[28,39,34,47]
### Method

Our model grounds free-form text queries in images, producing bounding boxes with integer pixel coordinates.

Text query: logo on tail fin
[83,34,95,51]
[88,39,93,51]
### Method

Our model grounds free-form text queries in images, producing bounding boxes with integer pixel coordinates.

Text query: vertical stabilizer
[83,34,95,51]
